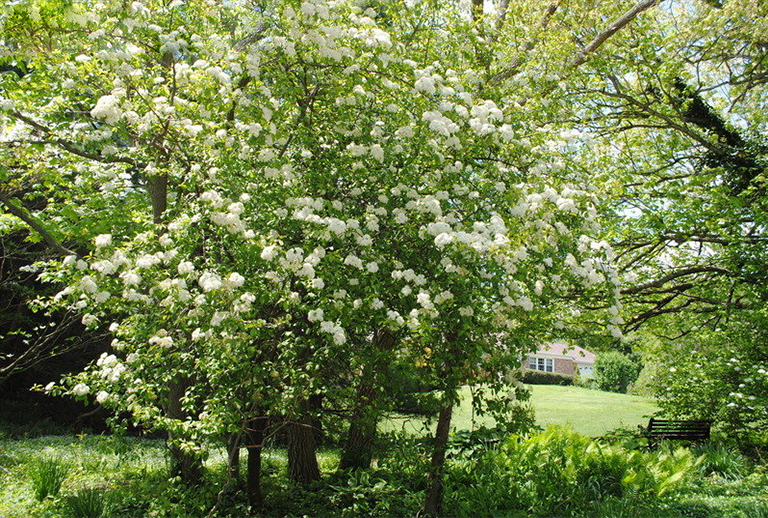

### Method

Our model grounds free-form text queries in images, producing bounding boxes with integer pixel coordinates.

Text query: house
[526,342,597,379]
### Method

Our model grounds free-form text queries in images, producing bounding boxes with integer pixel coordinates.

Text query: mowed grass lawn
[383,385,659,437]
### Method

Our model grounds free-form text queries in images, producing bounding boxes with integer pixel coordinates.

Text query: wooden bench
[642,418,712,448]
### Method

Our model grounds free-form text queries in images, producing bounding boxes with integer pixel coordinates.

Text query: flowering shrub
[2,0,620,473]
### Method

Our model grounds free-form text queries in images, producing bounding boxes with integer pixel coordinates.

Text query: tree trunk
[340,330,397,470]
[339,379,377,470]
[148,174,168,224]
[226,433,242,486]
[166,378,203,485]
[246,417,267,510]
[287,402,321,484]
[309,393,325,447]
[471,0,483,21]
[423,401,454,517]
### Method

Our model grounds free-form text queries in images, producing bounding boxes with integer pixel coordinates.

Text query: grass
[382,384,659,437]
[0,435,168,518]
[527,384,658,436]
[0,433,342,518]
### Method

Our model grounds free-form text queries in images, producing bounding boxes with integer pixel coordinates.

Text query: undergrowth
[1,428,767,517]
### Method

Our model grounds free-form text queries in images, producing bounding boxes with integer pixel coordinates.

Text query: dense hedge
[521,368,574,386]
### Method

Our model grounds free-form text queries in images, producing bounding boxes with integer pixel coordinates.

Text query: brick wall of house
[554,358,575,376]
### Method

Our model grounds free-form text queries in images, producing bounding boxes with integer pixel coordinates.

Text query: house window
[529,357,554,372]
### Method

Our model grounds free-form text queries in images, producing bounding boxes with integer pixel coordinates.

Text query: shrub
[594,352,642,393]
[384,363,441,415]
[520,368,574,386]
[30,457,69,501]
[328,469,421,518]
[61,488,112,518]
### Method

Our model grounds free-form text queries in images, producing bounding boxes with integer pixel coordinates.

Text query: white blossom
[95,234,112,247]
[199,272,223,292]
[72,383,90,396]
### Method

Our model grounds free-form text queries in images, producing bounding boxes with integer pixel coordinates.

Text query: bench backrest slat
[644,418,712,443]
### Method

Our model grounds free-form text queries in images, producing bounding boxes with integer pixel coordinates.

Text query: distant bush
[521,368,574,386]
[594,352,642,393]
[384,363,441,415]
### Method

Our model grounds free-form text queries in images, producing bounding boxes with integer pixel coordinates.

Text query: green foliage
[651,312,768,449]
[30,457,69,501]
[5,428,768,517]
[449,405,539,459]
[594,352,642,393]
[521,368,574,386]
[61,488,112,518]
[693,442,750,480]
[383,362,441,416]
[328,469,421,518]
[444,426,700,517]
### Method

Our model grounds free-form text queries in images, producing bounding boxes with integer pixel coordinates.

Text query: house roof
[534,341,597,364]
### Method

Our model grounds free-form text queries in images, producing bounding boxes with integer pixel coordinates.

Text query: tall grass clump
[61,488,112,518]
[30,457,69,501]
[693,442,749,479]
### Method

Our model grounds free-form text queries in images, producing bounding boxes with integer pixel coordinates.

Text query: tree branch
[488,2,561,85]
[571,0,664,68]
[0,193,78,257]
[621,266,730,295]
[9,111,139,167]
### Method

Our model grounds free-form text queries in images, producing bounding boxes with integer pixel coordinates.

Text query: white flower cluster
[320,320,346,345]
[96,353,127,383]
[95,234,112,247]
[90,94,122,125]
[71,383,90,396]
[148,329,174,348]
[199,272,222,292]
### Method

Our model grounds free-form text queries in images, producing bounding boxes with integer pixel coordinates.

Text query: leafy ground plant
[443,426,701,517]
[30,457,69,501]
[693,442,750,480]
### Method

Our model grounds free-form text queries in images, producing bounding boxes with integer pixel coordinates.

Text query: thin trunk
[287,402,321,484]
[423,401,454,517]
[246,417,267,510]
[339,379,377,470]
[226,433,242,485]
[340,331,397,470]
[150,156,198,482]
[166,378,203,484]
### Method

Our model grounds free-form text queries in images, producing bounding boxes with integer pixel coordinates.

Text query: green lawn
[527,384,659,436]
[383,384,659,437]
